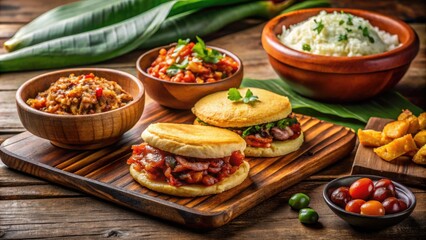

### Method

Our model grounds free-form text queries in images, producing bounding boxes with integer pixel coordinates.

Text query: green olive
[298,208,319,224]
[288,193,310,210]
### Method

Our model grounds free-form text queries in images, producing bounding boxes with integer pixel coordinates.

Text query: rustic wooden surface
[352,117,426,187]
[0,107,356,228]
[0,0,425,239]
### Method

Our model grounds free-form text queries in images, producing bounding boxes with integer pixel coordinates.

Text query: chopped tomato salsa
[127,143,245,187]
[147,37,238,83]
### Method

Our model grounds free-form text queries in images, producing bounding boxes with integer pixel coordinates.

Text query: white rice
[278,11,400,57]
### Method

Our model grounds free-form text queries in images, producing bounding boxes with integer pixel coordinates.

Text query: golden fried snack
[398,109,420,134]
[358,129,391,147]
[383,120,409,139]
[413,130,426,148]
[418,112,426,130]
[373,134,418,161]
[413,145,426,165]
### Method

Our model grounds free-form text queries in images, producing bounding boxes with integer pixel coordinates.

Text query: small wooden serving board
[352,117,426,187]
[0,103,355,228]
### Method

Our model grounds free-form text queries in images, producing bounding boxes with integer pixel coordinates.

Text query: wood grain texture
[352,117,426,187]
[0,102,355,228]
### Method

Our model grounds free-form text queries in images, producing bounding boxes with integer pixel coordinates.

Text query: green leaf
[166,65,180,76]
[5,0,253,51]
[228,88,243,101]
[243,89,259,103]
[338,34,348,41]
[192,36,223,64]
[0,1,177,72]
[282,0,331,14]
[313,19,324,34]
[241,78,423,131]
[302,43,311,51]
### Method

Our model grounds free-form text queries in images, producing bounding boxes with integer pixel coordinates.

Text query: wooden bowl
[323,175,416,229]
[262,8,420,102]
[136,44,243,109]
[16,68,145,150]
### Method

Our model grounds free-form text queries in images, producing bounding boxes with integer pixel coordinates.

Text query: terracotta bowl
[136,44,243,109]
[323,175,416,229]
[262,8,420,102]
[16,68,145,150]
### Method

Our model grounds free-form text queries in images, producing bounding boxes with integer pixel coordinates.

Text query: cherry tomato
[298,208,319,224]
[382,197,408,214]
[289,193,310,210]
[345,199,366,214]
[349,178,374,200]
[372,187,395,202]
[360,200,385,216]
[375,178,396,197]
[330,187,352,208]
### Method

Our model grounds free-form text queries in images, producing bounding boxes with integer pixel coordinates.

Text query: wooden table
[0,1,425,239]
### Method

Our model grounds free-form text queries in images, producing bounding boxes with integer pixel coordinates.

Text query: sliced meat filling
[236,115,301,148]
[127,143,245,187]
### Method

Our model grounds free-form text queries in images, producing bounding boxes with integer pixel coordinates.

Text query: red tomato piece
[360,200,385,216]
[372,187,395,202]
[345,199,366,214]
[331,187,352,208]
[349,178,374,200]
[382,197,408,214]
[374,178,396,197]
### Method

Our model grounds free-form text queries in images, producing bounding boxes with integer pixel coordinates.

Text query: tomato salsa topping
[127,143,245,187]
[147,37,239,83]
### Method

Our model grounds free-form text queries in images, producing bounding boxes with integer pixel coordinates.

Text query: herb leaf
[173,38,190,56]
[228,88,259,104]
[302,43,311,51]
[313,19,324,34]
[166,58,188,76]
[192,36,223,63]
[338,34,348,42]
[166,66,180,76]
[347,15,353,26]
[243,89,259,103]
[359,26,375,43]
[339,20,344,26]
[227,88,243,101]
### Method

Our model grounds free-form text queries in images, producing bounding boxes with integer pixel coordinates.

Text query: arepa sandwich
[192,88,303,157]
[127,123,250,197]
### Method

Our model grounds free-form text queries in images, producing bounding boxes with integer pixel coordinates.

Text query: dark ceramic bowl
[323,175,416,229]
[262,8,419,102]
[136,43,243,110]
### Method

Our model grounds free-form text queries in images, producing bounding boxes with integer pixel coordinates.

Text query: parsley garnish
[192,36,223,63]
[313,19,324,34]
[166,58,188,76]
[347,15,353,26]
[338,34,348,42]
[339,20,344,26]
[302,43,311,51]
[359,26,375,43]
[227,88,259,104]
[345,28,352,32]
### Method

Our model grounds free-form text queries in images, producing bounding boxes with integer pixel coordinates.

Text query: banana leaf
[0,0,298,72]
[140,0,295,49]
[5,0,253,51]
[0,1,177,72]
[281,0,330,13]
[241,78,424,130]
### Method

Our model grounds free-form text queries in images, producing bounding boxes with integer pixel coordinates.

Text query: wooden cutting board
[0,102,355,228]
[352,117,426,187]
